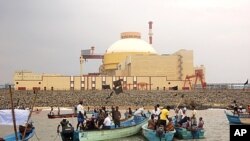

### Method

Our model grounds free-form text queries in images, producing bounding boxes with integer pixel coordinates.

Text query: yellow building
[13,32,205,91]
[102,32,157,75]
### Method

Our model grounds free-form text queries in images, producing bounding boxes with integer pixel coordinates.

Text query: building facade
[13,32,205,91]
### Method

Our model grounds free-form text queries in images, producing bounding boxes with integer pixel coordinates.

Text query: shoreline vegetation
[0,89,249,110]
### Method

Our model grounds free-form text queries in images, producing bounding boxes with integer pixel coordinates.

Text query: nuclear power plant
[14,21,206,91]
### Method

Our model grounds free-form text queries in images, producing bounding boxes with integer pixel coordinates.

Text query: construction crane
[183,69,206,90]
[80,46,103,76]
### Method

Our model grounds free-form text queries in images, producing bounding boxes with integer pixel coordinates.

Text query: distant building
[13,32,205,91]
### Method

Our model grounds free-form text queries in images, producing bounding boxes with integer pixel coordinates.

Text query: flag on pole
[113,79,123,94]
[0,109,30,125]
[244,79,248,85]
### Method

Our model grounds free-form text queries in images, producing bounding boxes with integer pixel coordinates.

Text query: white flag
[0,109,30,125]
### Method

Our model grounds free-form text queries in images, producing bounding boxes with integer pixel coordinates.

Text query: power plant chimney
[148,21,153,44]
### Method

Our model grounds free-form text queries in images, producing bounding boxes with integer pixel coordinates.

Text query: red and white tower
[148,21,153,44]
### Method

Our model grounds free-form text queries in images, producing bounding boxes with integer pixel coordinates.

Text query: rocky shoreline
[0,89,249,110]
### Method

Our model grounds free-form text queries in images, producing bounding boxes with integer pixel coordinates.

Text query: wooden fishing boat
[224,110,250,125]
[3,126,35,141]
[1,86,37,141]
[77,115,148,141]
[142,123,176,141]
[59,115,148,141]
[48,110,96,119]
[48,113,77,119]
[174,127,205,140]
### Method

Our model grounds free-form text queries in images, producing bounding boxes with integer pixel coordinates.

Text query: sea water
[0,109,229,141]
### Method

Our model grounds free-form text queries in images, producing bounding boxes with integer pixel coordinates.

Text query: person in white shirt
[76,101,84,130]
[103,113,112,129]
[77,101,84,114]
[191,106,197,117]
[177,107,183,122]
[134,106,145,116]
[151,105,161,122]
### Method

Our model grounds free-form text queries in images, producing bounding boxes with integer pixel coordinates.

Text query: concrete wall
[14,72,185,91]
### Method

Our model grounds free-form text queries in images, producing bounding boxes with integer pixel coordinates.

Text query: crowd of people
[147,104,204,139]
[229,100,250,115]
[57,102,125,140]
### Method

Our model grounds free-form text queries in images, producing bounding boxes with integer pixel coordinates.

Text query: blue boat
[3,127,35,141]
[224,110,250,125]
[174,127,205,140]
[142,124,176,141]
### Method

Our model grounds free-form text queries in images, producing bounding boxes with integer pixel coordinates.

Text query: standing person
[191,106,197,117]
[57,107,60,115]
[151,105,161,123]
[76,111,84,130]
[103,113,112,129]
[97,109,105,128]
[111,106,115,120]
[57,119,74,141]
[177,107,183,123]
[113,106,121,128]
[159,106,169,128]
[239,104,243,113]
[76,101,84,130]
[190,115,198,139]
[128,107,133,118]
[77,101,84,114]
[232,100,238,115]
[198,117,204,129]
[49,106,54,115]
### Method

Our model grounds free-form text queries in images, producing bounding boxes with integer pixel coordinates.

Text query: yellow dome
[106,38,157,54]
[102,32,158,75]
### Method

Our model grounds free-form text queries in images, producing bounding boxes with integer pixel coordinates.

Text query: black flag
[113,86,123,94]
[113,79,123,94]
[244,79,248,85]
[113,79,122,87]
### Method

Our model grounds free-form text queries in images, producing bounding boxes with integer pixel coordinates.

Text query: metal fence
[195,83,250,90]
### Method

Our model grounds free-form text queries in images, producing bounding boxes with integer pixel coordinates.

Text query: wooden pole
[22,89,38,141]
[175,94,185,109]
[9,85,18,141]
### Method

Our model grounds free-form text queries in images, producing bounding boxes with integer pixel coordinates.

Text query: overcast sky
[0,0,249,84]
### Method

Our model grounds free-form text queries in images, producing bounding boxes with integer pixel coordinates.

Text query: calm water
[0,108,229,141]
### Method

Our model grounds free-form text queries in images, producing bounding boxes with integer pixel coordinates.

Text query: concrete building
[13,32,205,91]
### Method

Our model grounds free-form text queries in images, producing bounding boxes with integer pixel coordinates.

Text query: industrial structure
[13,21,206,91]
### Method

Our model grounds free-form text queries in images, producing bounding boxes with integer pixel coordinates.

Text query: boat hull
[48,113,77,119]
[174,127,205,140]
[224,110,250,125]
[75,116,148,141]
[142,124,176,141]
[3,128,35,141]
